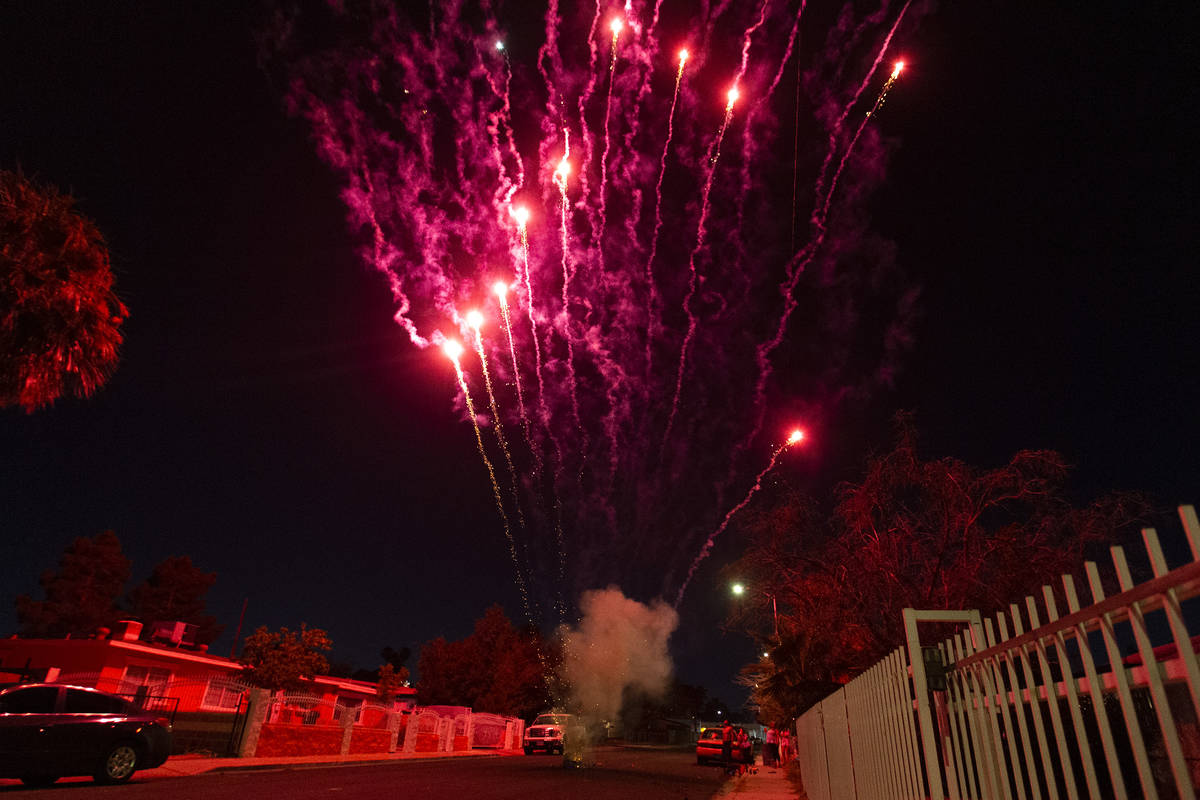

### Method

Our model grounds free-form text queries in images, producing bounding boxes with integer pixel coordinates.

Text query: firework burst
[270,0,924,619]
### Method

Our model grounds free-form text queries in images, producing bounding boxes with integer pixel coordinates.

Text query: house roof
[0,636,416,697]
[0,635,242,671]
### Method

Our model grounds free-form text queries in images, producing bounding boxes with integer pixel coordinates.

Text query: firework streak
[495,282,536,473]
[271,0,924,619]
[674,430,804,607]
[445,340,535,622]
[642,48,688,390]
[469,313,527,531]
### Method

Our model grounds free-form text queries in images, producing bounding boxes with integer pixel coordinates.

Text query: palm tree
[0,170,128,411]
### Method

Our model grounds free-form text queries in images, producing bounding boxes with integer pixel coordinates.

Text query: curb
[205,751,516,773]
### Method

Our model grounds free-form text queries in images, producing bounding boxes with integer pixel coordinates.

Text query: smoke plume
[561,586,678,721]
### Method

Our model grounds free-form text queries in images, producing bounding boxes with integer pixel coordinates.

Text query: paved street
[0,747,730,800]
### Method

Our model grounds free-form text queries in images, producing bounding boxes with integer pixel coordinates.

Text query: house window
[201,678,244,711]
[120,665,171,698]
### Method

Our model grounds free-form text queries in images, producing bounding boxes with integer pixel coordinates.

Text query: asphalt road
[0,747,729,799]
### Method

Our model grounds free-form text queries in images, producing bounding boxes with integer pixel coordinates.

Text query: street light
[731,582,779,643]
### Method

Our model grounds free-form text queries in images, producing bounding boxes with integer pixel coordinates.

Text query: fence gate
[226,693,250,756]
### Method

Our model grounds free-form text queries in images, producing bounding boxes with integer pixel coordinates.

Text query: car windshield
[700,729,723,741]
[533,714,567,726]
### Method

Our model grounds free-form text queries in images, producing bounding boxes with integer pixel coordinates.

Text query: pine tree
[16,531,131,637]
[127,556,223,645]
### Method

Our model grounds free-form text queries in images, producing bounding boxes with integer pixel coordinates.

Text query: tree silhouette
[728,414,1148,718]
[239,624,332,691]
[375,662,408,702]
[127,556,223,646]
[0,170,128,412]
[350,645,412,684]
[16,530,131,637]
[417,605,553,718]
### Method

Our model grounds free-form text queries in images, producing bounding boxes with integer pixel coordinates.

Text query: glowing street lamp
[731,581,779,643]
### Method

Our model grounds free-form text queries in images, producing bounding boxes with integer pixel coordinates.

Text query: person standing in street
[721,719,734,766]
[764,725,778,767]
[736,727,752,774]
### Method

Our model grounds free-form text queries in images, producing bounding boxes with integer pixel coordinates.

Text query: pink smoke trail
[641,49,688,389]
[574,0,604,228]
[596,18,624,273]
[742,0,913,456]
[537,0,567,197]
[478,35,525,212]
[659,87,739,458]
[737,6,805,236]
[818,61,904,224]
[361,172,428,348]
[810,0,912,235]
[552,134,585,448]
[619,0,668,267]
[674,431,804,607]
[661,0,769,457]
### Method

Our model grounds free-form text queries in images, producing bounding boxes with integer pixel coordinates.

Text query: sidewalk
[718,760,803,800]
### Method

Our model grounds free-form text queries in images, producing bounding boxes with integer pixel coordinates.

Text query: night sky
[2,3,1197,709]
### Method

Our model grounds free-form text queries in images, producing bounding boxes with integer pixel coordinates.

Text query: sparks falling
[444,338,501,518]
[444,338,534,618]
[494,281,536,465]
[468,310,527,532]
[869,60,905,120]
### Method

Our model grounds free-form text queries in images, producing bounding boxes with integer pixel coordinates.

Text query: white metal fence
[799,504,1200,800]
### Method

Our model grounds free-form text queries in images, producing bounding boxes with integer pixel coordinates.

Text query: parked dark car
[0,683,172,786]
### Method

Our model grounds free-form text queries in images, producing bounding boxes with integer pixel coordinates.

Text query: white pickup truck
[522,712,571,755]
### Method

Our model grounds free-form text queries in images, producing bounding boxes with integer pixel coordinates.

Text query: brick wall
[348,727,391,754]
[255,723,343,757]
